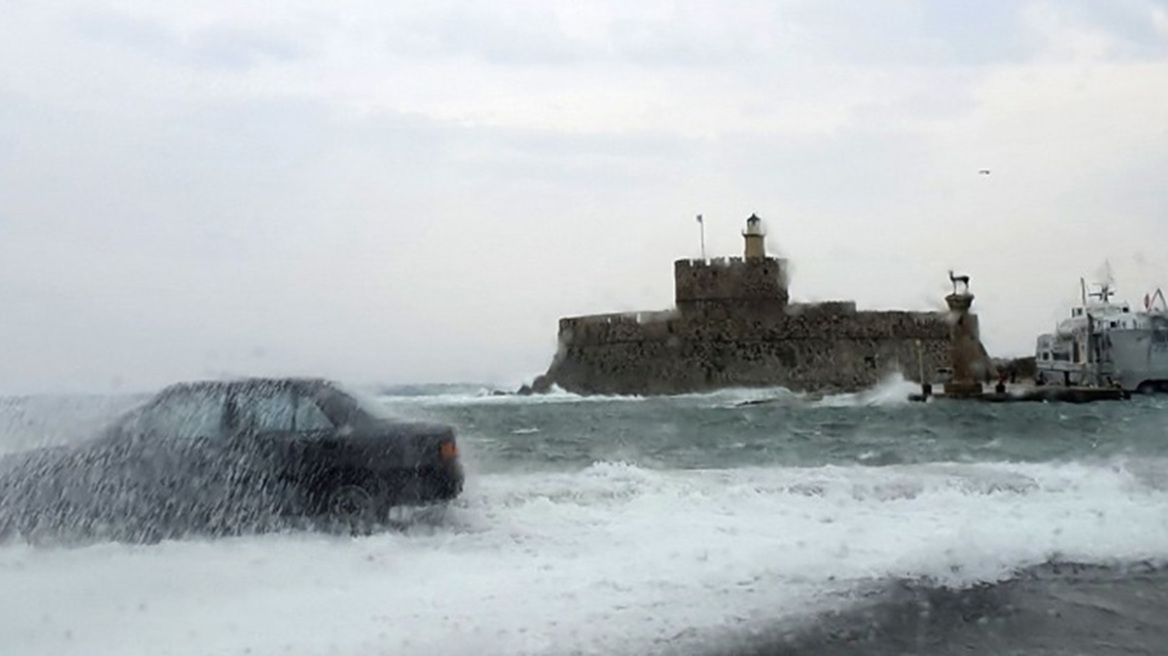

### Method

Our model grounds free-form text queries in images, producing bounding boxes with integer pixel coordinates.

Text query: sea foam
[2,459,1166,656]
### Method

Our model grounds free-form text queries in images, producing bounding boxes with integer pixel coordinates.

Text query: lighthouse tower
[743,214,766,260]
[673,213,788,317]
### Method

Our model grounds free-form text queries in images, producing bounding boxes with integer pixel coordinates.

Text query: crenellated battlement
[676,256,750,266]
[674,256,789,314]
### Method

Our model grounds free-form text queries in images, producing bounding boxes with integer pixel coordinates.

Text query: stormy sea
[3,377,1168,656]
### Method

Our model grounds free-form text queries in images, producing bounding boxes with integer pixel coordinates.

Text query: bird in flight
[978,169,991,175]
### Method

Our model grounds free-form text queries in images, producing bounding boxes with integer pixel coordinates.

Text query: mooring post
[915,339,931,398]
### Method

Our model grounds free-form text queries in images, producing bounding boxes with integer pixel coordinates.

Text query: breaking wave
[370,374,920,409]
[3,459,1166,656]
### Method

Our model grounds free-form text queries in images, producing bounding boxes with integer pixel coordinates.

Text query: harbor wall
[545,308,952,395]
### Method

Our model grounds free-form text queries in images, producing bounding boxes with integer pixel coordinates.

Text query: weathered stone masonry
[538,215,956,395]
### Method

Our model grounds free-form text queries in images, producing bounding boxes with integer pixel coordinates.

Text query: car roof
[155,377,337,396]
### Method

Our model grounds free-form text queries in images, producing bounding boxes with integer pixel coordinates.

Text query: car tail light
[440,440,459,460]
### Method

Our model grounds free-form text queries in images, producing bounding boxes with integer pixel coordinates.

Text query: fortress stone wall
[535,215,958,395]
[545,305,951,395]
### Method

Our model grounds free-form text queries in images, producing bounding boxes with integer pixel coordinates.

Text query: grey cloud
[382,3,777,67]
[784,0,1168,66]
[447,128,698,192]
[778,1,1029,66]
[367,2,1031,70]
[712,128,940,213]
[186,27,306,68]
[385,4,586,65]
[1060,0,1168,57]
[1,96,333,259]
[71,10,306,70]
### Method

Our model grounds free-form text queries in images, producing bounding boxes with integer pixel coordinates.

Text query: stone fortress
[531,214,962,395]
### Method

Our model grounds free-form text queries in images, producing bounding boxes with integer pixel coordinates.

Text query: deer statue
[949,270,970,295]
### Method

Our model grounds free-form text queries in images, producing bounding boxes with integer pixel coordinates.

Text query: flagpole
[696,214,706,260]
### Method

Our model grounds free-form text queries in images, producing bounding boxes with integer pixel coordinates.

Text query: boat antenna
[1080,277,1087,305]
[1152,288,1167,313]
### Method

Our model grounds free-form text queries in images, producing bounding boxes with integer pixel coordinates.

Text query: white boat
[1035,280,1168,392]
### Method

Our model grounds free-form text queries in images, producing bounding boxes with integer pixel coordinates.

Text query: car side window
[236,386,334,433]
[237,386,296,433]
[293,395,333,431]
[136,388,227,440]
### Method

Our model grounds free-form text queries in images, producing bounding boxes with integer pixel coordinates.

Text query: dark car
[0,378,463,542]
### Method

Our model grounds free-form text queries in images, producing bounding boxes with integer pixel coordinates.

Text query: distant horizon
[0,263,1142,396]
[0,267,1140,396]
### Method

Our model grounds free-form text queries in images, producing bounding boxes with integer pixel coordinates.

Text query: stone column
[944,291,987,397]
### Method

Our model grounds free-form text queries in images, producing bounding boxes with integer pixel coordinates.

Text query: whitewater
[3,379,1168,656]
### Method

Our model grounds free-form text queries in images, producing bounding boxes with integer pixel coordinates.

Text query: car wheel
[324,483,378,535]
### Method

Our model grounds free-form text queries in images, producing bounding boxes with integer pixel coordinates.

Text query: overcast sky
[2,0,1167,394]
